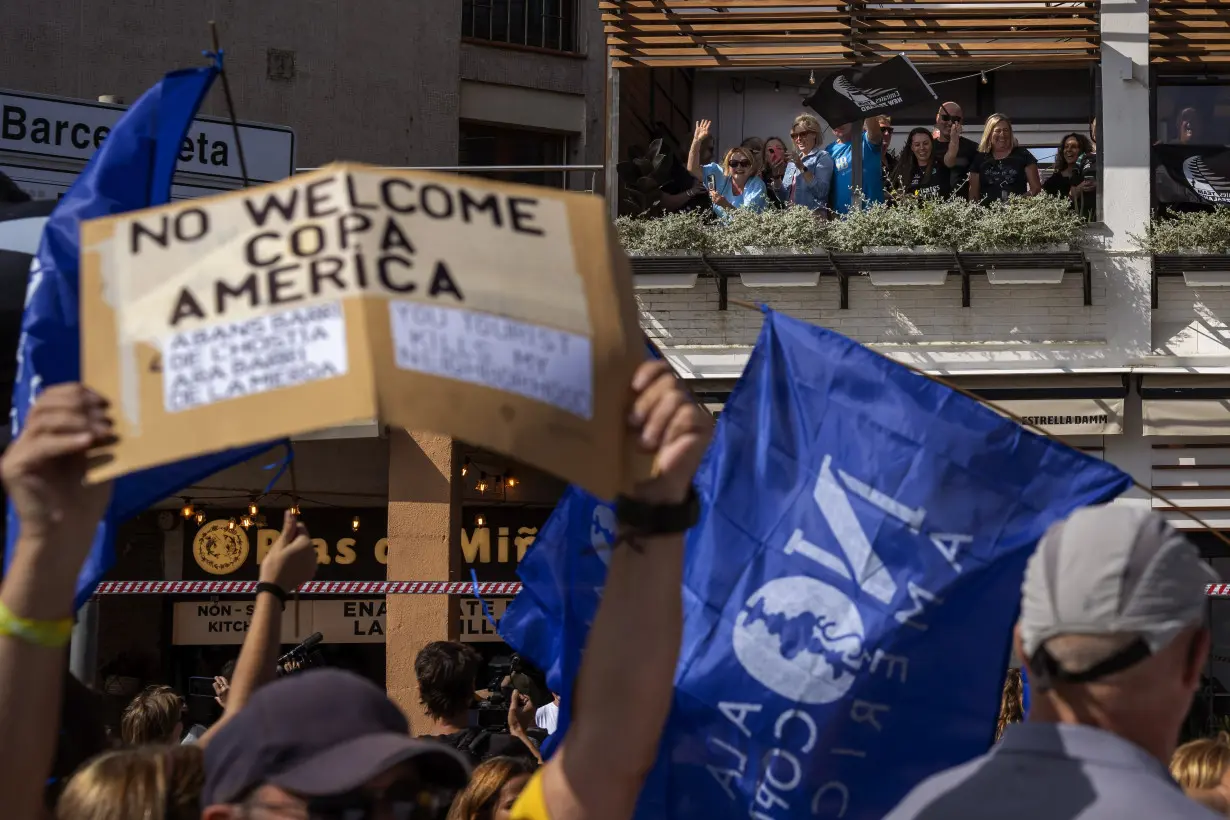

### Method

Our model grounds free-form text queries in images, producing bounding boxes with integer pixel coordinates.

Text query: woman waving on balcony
[687,119,767,219]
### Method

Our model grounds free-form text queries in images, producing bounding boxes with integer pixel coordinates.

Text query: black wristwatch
[615,485,700,536]
[255,581,288,610]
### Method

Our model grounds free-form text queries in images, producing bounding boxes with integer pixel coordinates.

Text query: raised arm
[0,385,114,820]
[943,122,963,168]
[197,510,317,747]
[534,360,712,820]
[687,119,712,181]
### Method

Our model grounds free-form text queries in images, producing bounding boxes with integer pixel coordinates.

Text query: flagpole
[209,21,251,189]
[724,298,1230,548]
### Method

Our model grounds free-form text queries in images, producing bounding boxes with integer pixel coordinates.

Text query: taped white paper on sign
[389,302,593,420]
[163,302,349,412]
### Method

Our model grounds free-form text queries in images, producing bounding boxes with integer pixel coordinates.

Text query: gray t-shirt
[885,723,1221,820]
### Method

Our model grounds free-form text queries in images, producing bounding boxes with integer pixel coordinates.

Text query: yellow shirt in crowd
[510,771,551,820]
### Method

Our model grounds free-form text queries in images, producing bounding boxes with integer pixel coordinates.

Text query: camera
[1075,152,1097,183]
[276,632,325,677]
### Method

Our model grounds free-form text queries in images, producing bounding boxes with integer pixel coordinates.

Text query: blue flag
[500,485,615,757]
[500,340,660,756]
[634,309,1131,818]
[6,65,282,609]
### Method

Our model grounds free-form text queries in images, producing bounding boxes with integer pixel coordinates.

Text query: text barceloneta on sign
[0,88,295,184]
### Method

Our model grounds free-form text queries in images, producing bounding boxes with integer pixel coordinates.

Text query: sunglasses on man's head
[728,160,751,169]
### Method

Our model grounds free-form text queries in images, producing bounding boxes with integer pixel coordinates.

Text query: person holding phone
[686,119,767,219]
[772,114,834,214]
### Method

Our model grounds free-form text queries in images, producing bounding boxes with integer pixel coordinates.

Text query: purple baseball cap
[202,668,470,806]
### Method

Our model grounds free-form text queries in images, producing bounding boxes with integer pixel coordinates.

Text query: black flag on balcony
[804,56,937,126]
[1154,144,1230,207]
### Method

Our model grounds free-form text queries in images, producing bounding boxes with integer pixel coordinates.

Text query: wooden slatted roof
[603,0,1101,68]
[1151,0,1230,64]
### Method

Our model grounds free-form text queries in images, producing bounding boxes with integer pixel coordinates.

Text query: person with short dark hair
[120,685,184,746]
[417,641,539,765]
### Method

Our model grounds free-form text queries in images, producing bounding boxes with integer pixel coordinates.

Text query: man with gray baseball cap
[885,504,1223,819]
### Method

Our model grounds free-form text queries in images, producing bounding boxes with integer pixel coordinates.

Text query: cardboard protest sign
[80,164,651,499]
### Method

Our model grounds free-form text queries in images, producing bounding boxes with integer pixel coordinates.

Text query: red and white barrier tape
[92,580,522,596]
[93,581,1230,597]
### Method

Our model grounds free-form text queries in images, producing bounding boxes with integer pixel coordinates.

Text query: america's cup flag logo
[833,76,893,112]
[1183,155,1230,205]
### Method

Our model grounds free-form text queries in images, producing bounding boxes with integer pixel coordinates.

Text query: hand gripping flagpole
[726,298,1230,551]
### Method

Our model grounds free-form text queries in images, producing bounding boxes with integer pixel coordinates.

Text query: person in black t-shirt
[414,642,539,766]
[1043,132,1097,221]
[890,128,953,201]
[968,113,1040,204]
[932,102,979,197]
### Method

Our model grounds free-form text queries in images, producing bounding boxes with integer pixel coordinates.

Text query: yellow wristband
[0,599,73,648]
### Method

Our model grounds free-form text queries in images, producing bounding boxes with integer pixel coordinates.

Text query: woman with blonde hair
[968,113,1040,204]
[56,744,203,820]
[687,119,768,218]
[1172,732,1230,791]
[771,113,834,212]
[447,756,538,820]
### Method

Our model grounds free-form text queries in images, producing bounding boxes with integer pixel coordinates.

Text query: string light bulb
[289,500,301,516]
[240,515,253,528]
[194,509,206,525]
[980,70,988,85]
[774,81,780,92]
[505,472,517,489]
[351,515,361,532]
[180,497,195,519]
[461,457,470,477]
[808,69,816,86]
[227,518,237,531]
[476,513,486,527]
[248,496,259,516]
[476,472,488,493]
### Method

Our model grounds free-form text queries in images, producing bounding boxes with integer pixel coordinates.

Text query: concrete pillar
[1103,389,1152,508]
[385,430,459,733]
[1097,0,1153,359]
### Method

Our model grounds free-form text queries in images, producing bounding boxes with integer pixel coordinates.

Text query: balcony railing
[602,0,1101,68]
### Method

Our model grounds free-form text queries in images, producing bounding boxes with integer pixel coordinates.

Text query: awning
[690,373,1126,436]
[1141,376,1230,436]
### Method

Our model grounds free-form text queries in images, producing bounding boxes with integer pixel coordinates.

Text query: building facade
[8,0,1230,727]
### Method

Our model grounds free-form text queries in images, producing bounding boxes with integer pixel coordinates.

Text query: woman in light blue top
[775,113,834,213]
[687,119,767,219]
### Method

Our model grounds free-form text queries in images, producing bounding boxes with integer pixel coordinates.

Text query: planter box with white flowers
[616,194,1088,289]
[1134,208,1230,287]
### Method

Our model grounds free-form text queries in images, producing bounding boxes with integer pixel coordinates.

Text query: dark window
[458,122,569,188]
[1153,77,1230,211]
[462,0,577,53]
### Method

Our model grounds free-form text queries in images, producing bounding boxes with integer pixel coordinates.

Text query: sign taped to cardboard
[80,164,649,498]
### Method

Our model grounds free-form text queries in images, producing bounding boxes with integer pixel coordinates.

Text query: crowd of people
[0,362,711,820]
[679,100,1100,221]
[4,375,1230,819]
